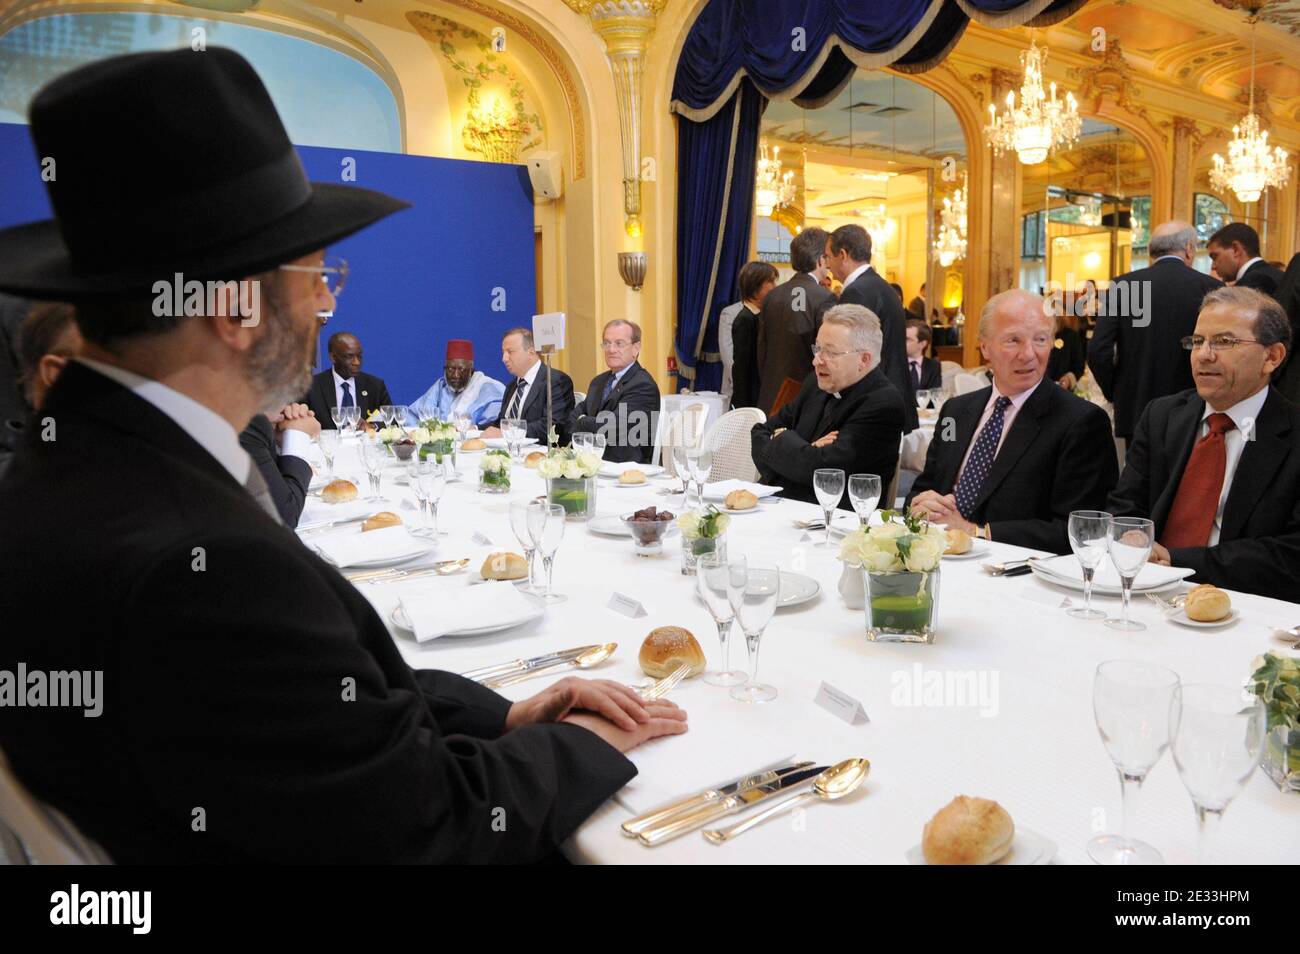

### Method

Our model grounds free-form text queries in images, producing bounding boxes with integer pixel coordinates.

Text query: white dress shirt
[954,376,1043,485]
[1236,257,1264,282]
[1201,386,1269,546]
[278,427,311,462]
[843,262,871,289]
[504,359,541,418]
[78,358,250,484]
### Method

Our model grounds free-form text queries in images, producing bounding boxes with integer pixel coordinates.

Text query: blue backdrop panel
[0,122,536,407]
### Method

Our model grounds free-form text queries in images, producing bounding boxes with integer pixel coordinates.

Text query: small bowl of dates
[623,507,676,555]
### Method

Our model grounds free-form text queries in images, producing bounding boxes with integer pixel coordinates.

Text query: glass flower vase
[546,477,596,520]
[681,533,727,575]
[864,567,939,643]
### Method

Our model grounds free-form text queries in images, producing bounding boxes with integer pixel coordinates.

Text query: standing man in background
[756,228,833,414]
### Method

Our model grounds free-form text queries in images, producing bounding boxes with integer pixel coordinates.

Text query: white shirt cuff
[279,428,311,461]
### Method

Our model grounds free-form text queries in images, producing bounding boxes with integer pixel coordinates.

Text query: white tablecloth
[310,437,1300,865]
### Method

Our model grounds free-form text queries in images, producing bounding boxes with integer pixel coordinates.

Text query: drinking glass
[341,406,360,435]
[509,500,541,592]
[1068,510,1112,620]
[696,552,747,687]
[812,468,846,548]
[847,474,881,528]
[529,502,567,604]
[407,459,430,530]
[1169,684,1265,864]
[688,448,713,504]
[416,462,447,536]
[1088,660,1180,865]
[453,415,472,437]
[318,430,339,480]
[915,388,932,411]
[672,444,693,503]
[590,432,608,460]
[502,417,527,459]
[330,405,344,431]
[1105,517,1154,632]
[359,436,386,500]
[571,433,594,454]
[380,405,397,427]
[727,558,779,703]
[394,405,412,429]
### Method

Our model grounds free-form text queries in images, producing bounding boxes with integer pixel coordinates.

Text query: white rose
[676,512,700,539]
[903,536,943,572]
[576,452,601,476]
[837,535,865,567]
[863,548,901,573]
[868,522,908,541]
[409,427,432,445]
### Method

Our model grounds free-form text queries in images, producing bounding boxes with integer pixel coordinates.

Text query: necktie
[1160,413,1235,549]
[911,360,921,388]
[243,463,282,522]
[506,378,526,418]
[953,396,1012,519]
[341,381,354,409]
[601,373,617,402]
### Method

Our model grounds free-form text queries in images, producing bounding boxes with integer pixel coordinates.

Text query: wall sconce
[618,251,647,291]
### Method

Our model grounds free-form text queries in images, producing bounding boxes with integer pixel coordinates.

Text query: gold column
[1171,117,1200,225]
[985,68,1024,312]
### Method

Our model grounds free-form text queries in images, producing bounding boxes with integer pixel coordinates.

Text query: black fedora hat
[0,47,409,300]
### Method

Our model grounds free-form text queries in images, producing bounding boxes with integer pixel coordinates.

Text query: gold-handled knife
[621,760,815,837]
[638,765,828,846]
[460,644,603,683]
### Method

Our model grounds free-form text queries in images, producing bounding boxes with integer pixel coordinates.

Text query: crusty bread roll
[361,511,401,532]
[481,551,528,581]
[461,437,488,451]
[321,479,358,504]
[944,528,973,555]
[619,469,647,485]
[1184,583,1231,622]
[524,451,546,469]
[724,489,758,510]
[639,626,706,678]
[922,796,1015,865]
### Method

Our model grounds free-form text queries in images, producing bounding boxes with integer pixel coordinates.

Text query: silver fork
[1145,591,1188,612]
[638,663,690,702]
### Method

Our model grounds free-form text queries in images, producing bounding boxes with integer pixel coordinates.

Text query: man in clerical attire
[410,339,504,426]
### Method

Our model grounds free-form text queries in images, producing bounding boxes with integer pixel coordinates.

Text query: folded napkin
[299,497,375,527]
[1033,554,1195,591]
[313,525,430,568]
[399,582,539,642]
[702,479,782,501]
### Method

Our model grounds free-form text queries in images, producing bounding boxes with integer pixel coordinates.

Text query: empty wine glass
[393,405,411,429]
[1169,684,1265,864]
[1105,517,1154,632]
[341,405,360,435]
[571,433,594,454]
[590,432,608,460]
[380,405,397,427]
[696,552,747,687]
[417,462,447,536]
[727,558,779,703]
[672,444,692,503]
[689,447,713,504]
[408,459,430,530]
[847,473,881,528]
[502,417,527,459]
[330,405,344,431]
[812,468,846,548]
[509,500,541,593]
[915,388,932,411]
[453,415,472,437]
[359,436,386,500]
[1068,510,1112,620]
[529,502,567,604]
[318,429,339,480]
[1088,659,1180,865]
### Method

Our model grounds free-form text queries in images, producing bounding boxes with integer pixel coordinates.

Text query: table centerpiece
[677,505,730,575]
[538,447,602,520]
[838,510,946,643]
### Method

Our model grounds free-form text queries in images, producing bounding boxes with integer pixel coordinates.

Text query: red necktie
[1160,413,1235,549]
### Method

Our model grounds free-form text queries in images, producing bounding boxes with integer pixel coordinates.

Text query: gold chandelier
[933,172,968,267]
[755,141,796,217]
[1210,15,1290,204]
[985,39,1080,165]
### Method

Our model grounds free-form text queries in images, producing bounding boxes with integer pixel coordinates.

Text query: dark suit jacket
[751,368,906,510]
[1236,258,1285,296]
[1087,257,1222,439]
[496,363,575,444]
[838,266,919,432]
[906,378,1118,553]
[731,308,760,409]
[0,362,634,863]
[756,273,834,413]
[1272,252,1300,405]
[1107,387,1300,601]
[303,369,392,428]
[908,356,943,391]
[238,413,312,527]
[570,360,660,464]
[1047,325,1085,383]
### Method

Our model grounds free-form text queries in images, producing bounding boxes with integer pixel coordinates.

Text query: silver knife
[299,514,370,534]
[621,760,815,837]
[461,644,602,683]
[638,765,828,846]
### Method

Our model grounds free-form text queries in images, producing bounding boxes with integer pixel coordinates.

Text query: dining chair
[701,407,766,482]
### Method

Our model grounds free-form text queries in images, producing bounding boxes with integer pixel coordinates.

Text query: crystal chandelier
[933,172,968,267]
[852,204,895,242]
[1210,17,1290,204]
[984,39,1080,165]
[755,141,795,217]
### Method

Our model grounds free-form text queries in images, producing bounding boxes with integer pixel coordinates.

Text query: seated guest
[907,289,1117,552]
[570,319,659,463]
[483,326,575,444]
[751,304,906,509]
[1207,223,1284,295]
[907,283,926,321]
[1108,286,1300,601]
[719,261,777,408]
[0,49,684,864]
[1046,299,1085,391]
[303,331,392,426]
[889,282,905,303]
[0,301,81,480]
[410,339,504,426]
[238,402,319,527]
[905,319,943,390]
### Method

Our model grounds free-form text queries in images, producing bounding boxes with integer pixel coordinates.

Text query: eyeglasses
[279,255,348,298]
[1180,334,1266,353]
[601,339,634,350]
[810,345,865,360]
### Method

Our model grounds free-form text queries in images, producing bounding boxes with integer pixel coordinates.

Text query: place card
[607,592,647,618]
[532,312,566,352]
[470,531,494,547]
[814,681,868,725]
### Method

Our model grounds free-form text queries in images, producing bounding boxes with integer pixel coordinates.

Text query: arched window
[1194,193,1232,246]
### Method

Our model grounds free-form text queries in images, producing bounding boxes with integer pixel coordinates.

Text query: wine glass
[1169,684,1265,864]
[394,405,412,430]
[1105,517,1154,632]
[671,444,692,501]
[915,388,932,412]
[359,436,387,500]
[330,405,344,431]
[727,558,779,703]
[341,405,360,435]
[688,447,713,504]
[1088,660,1180,865]
[318,429,339,480]
[510,500,542,593]
[529,502,567,604]
[407,459,430,530]
[812,468,846,548]
[1068,510,1112,620]
[380,405,397,427]
[571,433,594,454]
[847,473,881,528]
[453,415,472,437]
[502,417,527,459]
[591,432,608,460]
[417,461,447,536]
[696,552,747,687]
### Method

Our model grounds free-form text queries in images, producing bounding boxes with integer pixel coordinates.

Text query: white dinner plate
[607,480,653,490]
[1028,561,1187,596]
[720,504,762,515]
[599,463,664,479]
[390,598,544,638]
[778,572,820,608]
[484,437,538,450]
[587,514,680,538]
[316,537,436,570]
[905,828,1056,865]
[942,539,989,561]
[1167,608,1240,629]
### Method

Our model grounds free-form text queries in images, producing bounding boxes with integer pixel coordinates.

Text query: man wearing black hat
[0,48,685,864]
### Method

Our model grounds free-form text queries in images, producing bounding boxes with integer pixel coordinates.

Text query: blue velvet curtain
[672,0,1089,389]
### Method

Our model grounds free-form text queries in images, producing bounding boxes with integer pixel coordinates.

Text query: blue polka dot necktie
[954,395,1012,519]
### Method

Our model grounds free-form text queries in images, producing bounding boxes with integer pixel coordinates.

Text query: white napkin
[299,497,374,527]
[313,525,430,568]
[1034,554,1195,590]
[702,479,782,501]
[399,582,539,642]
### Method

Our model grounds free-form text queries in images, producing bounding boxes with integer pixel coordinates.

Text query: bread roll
[724,489,758,510]
[619,469,647,485]
[461,438,488,451]
[481,551,528,581]
[1184,584,1231,622]
[639,626,706,678]
[922,796,1015,865]
[524,451,546,469]
[361,511,401,532]
[320,479,358,504]
[944,528,972,555]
